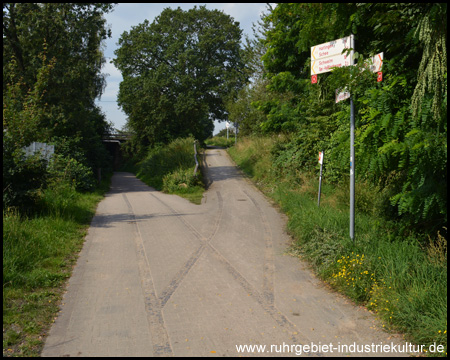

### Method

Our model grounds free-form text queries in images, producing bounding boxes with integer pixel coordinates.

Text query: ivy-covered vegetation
[228,3,447,236]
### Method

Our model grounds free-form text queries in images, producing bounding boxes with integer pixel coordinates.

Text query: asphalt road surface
[42,148,409,357]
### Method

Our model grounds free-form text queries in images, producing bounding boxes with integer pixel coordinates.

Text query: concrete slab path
[42,148,410,357]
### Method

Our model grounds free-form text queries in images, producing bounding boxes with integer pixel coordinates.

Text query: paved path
[42,149,408,357]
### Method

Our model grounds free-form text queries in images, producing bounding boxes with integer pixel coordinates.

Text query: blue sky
[96,3,272,135]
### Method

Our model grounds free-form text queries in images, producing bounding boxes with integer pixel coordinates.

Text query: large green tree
[3,3,115,207]
[113,6,247,152]
[3,3,114,169]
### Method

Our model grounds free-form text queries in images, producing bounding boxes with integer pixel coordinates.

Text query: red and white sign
[311,74,317,84]
[318,151,324,165]
[336,88,350,103]
[367,52,383,73]
[377,71,383,82]
[311,53,353,75]
[311,36,352,62]
[311,35,353,75]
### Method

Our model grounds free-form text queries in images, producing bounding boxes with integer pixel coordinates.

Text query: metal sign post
[311,36,384,243]
[349,34,355,243]
[350,96,355,242]
[311,34,356,242]
[317,151,324,207]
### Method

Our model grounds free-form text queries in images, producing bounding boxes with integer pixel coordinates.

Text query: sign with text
[311,35,353,75]
[336,88,350,103]
[312,53,353,75]
[366,52,383,73]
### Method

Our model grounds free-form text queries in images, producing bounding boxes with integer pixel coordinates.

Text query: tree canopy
[3,3,114,166]
[113,6,247,152]
[3,3,114,207]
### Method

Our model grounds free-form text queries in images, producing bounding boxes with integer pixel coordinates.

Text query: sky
[95,3,272,135]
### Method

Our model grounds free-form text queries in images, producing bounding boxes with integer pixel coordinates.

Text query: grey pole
[318,151,324,207]
[349,34,355,243]
[350,97,355,242]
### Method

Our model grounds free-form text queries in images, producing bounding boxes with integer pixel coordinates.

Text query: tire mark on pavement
[205,243,313,352]
[242,189,275,306]
[159,244,205,308]
[147,191,224,308]
[146,188,313,351]
[147,192,207,242]
[122,194,173,357]
[134,180,313,353]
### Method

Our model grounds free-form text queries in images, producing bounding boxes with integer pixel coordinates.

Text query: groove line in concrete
[122,193,173,357]
[243,189,275,306]
[146,191,225,308]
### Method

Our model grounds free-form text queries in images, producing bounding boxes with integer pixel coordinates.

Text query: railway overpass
[102,131,132,170]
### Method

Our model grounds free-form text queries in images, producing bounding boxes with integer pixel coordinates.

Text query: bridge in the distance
[102,130,132,143]
[102,130,132,170]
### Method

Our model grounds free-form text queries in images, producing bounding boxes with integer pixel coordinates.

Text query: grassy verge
[228,136,447,357]
[123,137,205,205]
[3,175,111,357]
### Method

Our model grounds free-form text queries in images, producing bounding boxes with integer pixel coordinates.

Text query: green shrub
[162,168,200,192]
[205,136,235,148]
[3,150,48,210]
[47,153,96,192]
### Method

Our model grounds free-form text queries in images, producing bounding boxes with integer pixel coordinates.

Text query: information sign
[311,36,353,75]
[311,36,352,61]
[311,53,353,75]
[318,151,324,165]
[336,88,350,103]
[366,52,383,73]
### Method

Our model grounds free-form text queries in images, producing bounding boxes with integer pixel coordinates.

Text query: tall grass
[133,137,205,204]
[205,136,235,148]
[3,177,110,356]
[228,136,447,357]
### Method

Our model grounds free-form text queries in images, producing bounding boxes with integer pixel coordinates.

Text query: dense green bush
[3,151,49,210]
[47,154,96,192]
[162,168,201,193]
[3,4,114,215]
